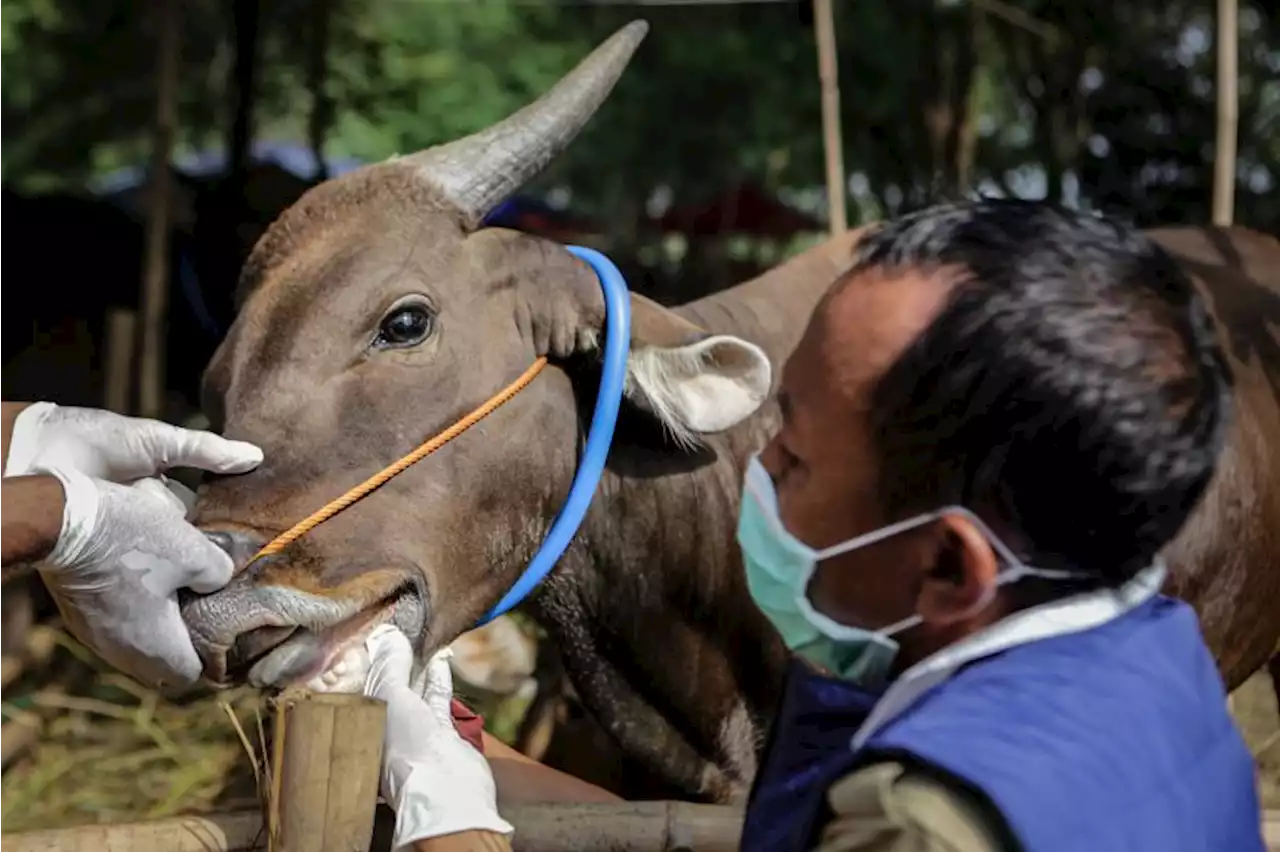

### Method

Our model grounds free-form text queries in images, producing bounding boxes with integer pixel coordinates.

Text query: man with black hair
[736,198,1264,851]
[313,198,1262,852]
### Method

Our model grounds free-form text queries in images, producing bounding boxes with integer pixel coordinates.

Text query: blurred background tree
[3,0,1275,226]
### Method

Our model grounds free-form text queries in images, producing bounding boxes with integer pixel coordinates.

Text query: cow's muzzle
[182,534,427,688]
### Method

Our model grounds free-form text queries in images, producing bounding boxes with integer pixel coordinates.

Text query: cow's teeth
[304,641,371,694]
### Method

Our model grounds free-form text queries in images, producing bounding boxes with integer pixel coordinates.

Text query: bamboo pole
[812,0,847,235]
[137,0,182,420]
[103,308,137,415]
[266,691,386,852]
[6,804,1279,852]
[1,810,266,852]
[1,802,749,852]
[1212,0,1238,227]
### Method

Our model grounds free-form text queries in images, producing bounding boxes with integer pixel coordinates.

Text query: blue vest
[742,595,1262,852]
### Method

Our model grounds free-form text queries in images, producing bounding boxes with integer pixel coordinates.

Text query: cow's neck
[677,228,864,366]
[525,237,861,800]
[528,413,788,801]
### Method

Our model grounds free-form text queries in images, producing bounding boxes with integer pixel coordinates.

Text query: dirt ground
[1235,668,1280,809]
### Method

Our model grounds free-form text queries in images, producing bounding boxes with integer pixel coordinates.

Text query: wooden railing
[0,801,745,852]
[5,802,1279,851]
[2,692,1277,851]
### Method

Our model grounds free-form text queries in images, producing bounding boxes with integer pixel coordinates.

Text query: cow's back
[1147,225,1280,687]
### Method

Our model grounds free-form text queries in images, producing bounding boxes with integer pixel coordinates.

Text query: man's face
[757,264,965,637]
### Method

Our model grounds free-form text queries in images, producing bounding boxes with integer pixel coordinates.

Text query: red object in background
[451,698,486,754]
[649,183,823,238]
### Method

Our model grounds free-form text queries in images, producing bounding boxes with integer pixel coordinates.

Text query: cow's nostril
[204,531,235,554]
[202,530,266,568]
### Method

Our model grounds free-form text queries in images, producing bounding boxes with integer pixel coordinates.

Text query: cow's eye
[374,304,435,349]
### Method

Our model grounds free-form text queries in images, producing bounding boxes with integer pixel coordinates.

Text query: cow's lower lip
[236,587,424,689]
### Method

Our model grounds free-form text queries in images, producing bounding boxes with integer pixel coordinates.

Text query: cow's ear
[618,293,772,444]
[498,233,771,441]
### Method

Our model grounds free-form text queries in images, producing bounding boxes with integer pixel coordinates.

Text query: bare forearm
[412,831,512,852]
[2,402,35,469]
[1,475,64,571]
[484,733,622,804]
[0,404,54,578]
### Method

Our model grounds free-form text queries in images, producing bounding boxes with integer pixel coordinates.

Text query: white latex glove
[360,625,514,850]
[3,402,263,690]
[37,466,238,689]
[3,401,263,481]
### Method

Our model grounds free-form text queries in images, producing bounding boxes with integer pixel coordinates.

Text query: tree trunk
[226,0,262,188]
[137,0,181,420]
[307,0,336,181]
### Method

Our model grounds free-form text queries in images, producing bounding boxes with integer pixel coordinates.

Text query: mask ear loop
[932,507,1093,623]
[806,506,1090,637]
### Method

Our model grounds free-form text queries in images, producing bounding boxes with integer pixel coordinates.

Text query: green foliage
[1,0,1276,230]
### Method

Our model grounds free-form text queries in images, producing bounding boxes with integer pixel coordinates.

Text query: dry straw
[1,627,265,832]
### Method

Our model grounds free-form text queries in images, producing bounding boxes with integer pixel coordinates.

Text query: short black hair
[855,198,1233,587]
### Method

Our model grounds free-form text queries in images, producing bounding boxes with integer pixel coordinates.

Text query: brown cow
[182,20,1280,803]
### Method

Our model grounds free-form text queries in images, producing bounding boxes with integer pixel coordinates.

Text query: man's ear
[917,514,999,626]
[513,239,772,444]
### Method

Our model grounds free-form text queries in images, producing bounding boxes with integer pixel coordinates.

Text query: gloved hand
[359,625,514,850]
[3,402,261,482]
[3,402,264,690]
[37,466,241,690]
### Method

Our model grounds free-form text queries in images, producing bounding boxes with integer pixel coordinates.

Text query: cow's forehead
[209,165,483,388]
[237,162,466,307]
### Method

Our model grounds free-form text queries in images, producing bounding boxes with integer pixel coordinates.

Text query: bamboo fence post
[137,0,182,420]
[813,0,847,236]
[103,308,137,414]
[266,690,386,852]
[1212,0,1238,227]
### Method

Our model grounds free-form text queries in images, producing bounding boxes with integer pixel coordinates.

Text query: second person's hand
[37,467,238,690]
[4,402,262,482]
[4,402,265,691]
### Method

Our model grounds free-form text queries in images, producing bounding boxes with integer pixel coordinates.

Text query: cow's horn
[403,20,648,225]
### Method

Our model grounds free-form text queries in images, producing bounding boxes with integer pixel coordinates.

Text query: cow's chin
[229,586,426,691]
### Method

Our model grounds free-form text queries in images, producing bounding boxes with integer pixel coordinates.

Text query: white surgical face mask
[737,455,1088,685]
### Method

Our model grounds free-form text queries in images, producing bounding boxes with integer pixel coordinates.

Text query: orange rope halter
[247,357,549,565]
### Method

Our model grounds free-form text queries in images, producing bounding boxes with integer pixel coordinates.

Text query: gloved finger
[421,648,457,723]
[146,422,264,475]
[131,606,206,690]
[76,602,205,692]
[408,644,450,697]
[129,477,188,518]
[161,476,198,516]
[157,520,237,595]
[364,624,415,698]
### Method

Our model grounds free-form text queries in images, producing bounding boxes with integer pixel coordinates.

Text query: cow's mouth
[182,578,427,690]
[233,588,419,689]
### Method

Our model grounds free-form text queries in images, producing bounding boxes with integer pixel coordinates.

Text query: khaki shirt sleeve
[813,761,1010,852]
